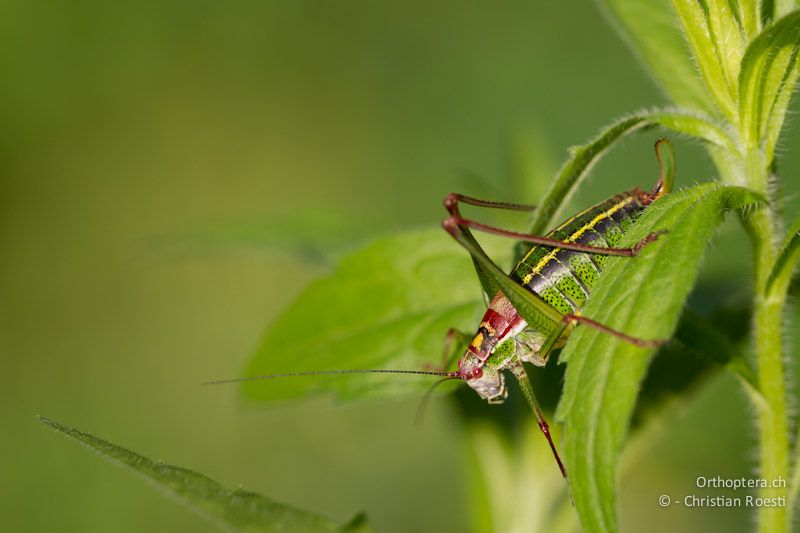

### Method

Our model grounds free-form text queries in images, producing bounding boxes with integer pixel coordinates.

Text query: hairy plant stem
[742,162,790,533]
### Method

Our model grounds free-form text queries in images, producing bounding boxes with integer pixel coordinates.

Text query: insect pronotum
[208,138,676,480]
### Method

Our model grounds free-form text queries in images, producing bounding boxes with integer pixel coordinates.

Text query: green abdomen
[511,190,646,315]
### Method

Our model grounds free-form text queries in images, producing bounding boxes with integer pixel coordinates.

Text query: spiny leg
[535,311,667,361]
[444,193,536,213]
[562,313,667,348]
[444,203,665,257]
[510,361,567,480]
[444,191,664,257]
[442,218,667,358]
[443,192,668,347]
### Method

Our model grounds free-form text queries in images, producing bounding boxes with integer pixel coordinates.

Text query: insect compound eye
[470,367,483,379]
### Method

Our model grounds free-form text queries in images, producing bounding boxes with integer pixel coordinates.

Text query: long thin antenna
[203,368,459,386]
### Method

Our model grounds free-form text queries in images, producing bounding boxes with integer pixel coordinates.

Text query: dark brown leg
[562,313,667,348]
[444,192,537,212]
[443,210,666,257]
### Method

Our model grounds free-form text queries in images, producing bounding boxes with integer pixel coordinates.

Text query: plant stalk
[743,178,790,533]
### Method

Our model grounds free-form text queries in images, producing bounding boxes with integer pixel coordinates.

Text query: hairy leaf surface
[767,211,800,294]
[555,184,761,533]
[671,0,739,120]
[739,10,800,160]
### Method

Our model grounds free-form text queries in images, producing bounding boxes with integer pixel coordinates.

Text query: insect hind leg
[443,195,665,257]
[562,313,667,348]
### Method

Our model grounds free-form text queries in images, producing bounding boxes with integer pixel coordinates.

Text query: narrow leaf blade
[706,0,747,98]
[594,0,716,112]
[555,184,761,533]
[738,10,800,160]
[39,417,368,533]
[739,0,761,39]
[766,211,800,294]
[529,111,737,236]
[671,0,738,120]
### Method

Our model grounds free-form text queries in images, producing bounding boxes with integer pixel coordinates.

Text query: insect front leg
[423,327,470,373]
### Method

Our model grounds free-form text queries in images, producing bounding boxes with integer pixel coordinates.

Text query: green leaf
[739,0,761,39]
[669,307,756,388]
[762,0,800,24]
[738,10,800,161]
[766,211,800,295]
[241,229,500,402]
[671,0,741,121]
[528,111,737,237]
[708,1,748,84]
[554,183,761,533]
[38,417,370,533]
[594,0,715,112]
[153,208,381,267]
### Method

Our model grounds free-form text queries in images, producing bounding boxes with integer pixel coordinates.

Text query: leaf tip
[37,415,56,429]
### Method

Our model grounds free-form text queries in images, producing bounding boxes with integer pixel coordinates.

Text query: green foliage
[555,184,761,533]
[583,4,800,533]
[527,111,735,236]
[738,11,800,160]
[243,230,492,402]
[767,212,800,295]
[671,0,742,120]
[39,3,800,532]
[155,208,381,267]
[38,417,371,533]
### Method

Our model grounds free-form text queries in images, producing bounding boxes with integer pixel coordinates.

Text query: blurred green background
[2,1,799,532]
